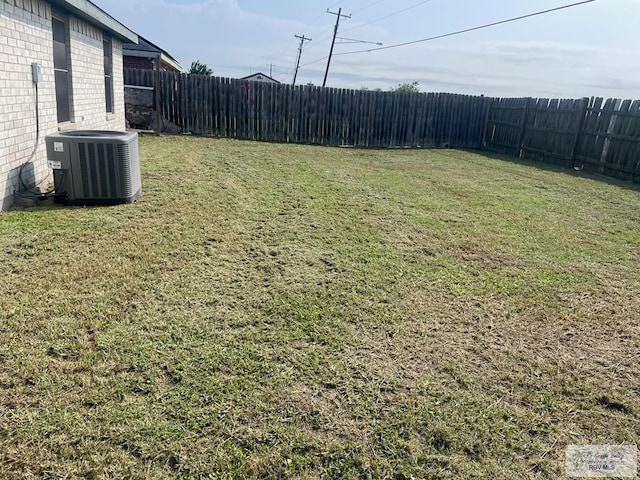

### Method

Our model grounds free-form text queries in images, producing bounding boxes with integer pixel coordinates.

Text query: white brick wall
[0,0,127,210]
[112,39,124,123]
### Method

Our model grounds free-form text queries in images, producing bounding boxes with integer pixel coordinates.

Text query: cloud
[104,0,304,72]
[99,0,640,99]
[319,40,640,98]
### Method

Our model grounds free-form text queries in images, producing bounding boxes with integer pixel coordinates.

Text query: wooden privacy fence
[484,97,586,166]
[485,97,640,182]
[575,98,640,180]
[124,69,487,149]
[124,69,640,183]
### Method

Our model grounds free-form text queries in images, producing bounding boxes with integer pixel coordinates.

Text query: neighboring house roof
[49,0,137,42]
[123,35,182,72]
[240,72,281,84]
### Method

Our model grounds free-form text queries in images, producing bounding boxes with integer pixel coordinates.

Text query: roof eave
[122,50,183,72]
[49,0,137,43]
[161,53,182,72]
[241,72,280,84]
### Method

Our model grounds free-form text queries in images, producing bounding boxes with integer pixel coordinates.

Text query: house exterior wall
[123,55,181,73]
[0,0,126,211]
[124,55,154,71]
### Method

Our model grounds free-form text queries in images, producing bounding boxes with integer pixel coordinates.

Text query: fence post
[155,55,161,136]
[480,95,492,149]
[516,97,533,157]
[569,97,589,168]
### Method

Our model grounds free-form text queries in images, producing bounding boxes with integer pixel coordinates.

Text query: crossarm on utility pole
[293,34,312,86]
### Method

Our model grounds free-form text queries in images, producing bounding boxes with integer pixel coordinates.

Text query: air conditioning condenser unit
[45,130,141,205]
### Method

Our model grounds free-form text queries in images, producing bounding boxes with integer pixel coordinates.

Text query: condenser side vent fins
[45,130,141,206]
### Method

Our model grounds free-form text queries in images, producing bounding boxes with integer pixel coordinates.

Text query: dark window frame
[103,36,113,113]
[52,14,72,123]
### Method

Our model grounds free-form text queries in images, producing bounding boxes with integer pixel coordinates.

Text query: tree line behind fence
[124,69,640,183]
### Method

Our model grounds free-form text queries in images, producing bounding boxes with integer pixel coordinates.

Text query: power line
[273,2,345,78]
[309,0,361,44]
[350,0,388,15]
[305,1,344,28]
[299,55,330,69]
[289,1,382,80]
[341,0,434,34]
[309,27,337,45]
[335,0,597,56]
[270,41,310,77]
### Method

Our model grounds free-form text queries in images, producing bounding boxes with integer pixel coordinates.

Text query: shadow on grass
[168,131,640,194]
[461,149,640,193]
[8,200,95,213]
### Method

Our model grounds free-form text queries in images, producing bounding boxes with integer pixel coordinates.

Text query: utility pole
[323,8,350,87]
[269,64,275,77]
[292,34,312,86]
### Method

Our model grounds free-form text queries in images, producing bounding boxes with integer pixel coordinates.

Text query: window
[52,17,70,123]
[104,37,113,113]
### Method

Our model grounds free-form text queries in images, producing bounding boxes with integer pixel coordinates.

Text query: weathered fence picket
[124,69,640,183]
[125,69,488,150]
[484,95,640,181]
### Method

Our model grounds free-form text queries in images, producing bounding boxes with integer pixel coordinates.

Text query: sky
[94,0,640,99]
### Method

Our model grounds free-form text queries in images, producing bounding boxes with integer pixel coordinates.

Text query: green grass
[1,136,639,479]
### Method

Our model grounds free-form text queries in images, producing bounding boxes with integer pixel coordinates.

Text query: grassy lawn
[1,136,639,479]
